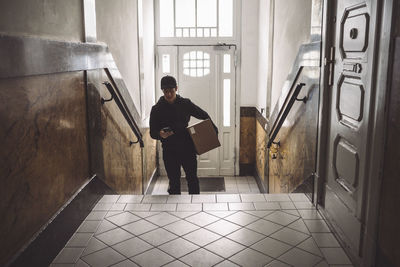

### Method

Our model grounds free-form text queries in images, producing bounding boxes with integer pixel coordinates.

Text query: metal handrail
[101,81,144,148]
[267,82,306,148]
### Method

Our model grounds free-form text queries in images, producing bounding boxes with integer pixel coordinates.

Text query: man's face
[162,87,177,104]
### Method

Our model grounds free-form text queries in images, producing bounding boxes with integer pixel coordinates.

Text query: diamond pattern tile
[229,248,273,267]
[251,237,292,258]
[77,220,101,233]
[81,247,125,267]
[183,228,221,246]
[204,238,246,258]
[297,237,323,257]
[244,210,274,218]
[265,260,292,266]
[246,219,283,236]
[168,211,198,218]
[131,248,174,267]
[205,211,236,218]
[270,228,309,246]
[264,211,299,226]
[139,228,177,246]
[122,220,158,236]
[112,259,140,267]
[163,219,200,236]
[96,228,134,246]
[214,260,240,267]
[278,247,322,267]
[185,212,219,227]
[226,228,265,246]
[287,218,310,234]
[159,238,199,258]
[106,212,140,226]
[205,220,241,236]
[95,220,117,235]
[66,233,92,247]
[53,193,352,267]
[146,212,180,226]
[180,248,223,267]
[112,237,153,258]
[224,211,259,226]
[163,260,189,267]
[131,211,160,218]
[81,238,107,256]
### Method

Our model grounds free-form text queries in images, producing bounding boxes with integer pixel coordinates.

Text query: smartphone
[161,127,172,132]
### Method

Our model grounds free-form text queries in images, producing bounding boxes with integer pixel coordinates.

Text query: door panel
[324,0,377,257]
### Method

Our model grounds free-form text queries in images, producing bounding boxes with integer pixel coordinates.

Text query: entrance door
[156,45,236,176]
[323,0,378,259]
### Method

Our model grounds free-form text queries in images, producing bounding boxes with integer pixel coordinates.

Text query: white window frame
[155,0,240,45]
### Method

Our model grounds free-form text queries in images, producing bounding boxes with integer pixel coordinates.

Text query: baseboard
[8,175,115,267]
[253,167,267,193]
[144,168,159,195]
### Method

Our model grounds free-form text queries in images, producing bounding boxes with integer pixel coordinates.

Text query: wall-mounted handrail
[101,80,144,148]
[267,82,306,148]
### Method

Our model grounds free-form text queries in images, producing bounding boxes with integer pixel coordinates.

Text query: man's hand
[159,130,174,139]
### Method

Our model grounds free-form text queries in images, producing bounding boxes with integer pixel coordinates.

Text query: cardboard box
[187,119,220,155]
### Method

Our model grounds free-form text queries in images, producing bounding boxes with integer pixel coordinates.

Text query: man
[150,75,218,194]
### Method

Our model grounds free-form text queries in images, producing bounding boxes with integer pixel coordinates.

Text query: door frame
[315,0,394,265]
[155,44,240,176]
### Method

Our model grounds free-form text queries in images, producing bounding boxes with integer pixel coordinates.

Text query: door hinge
[324,46,335,86]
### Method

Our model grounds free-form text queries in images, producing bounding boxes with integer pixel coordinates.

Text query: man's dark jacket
[150,95,217,151]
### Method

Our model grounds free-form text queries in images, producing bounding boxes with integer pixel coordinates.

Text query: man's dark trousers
[163,146,200,194]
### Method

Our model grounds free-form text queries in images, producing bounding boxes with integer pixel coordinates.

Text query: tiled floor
[51,193,353,267]
[151,176,260,195]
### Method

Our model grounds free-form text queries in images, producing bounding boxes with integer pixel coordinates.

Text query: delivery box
[187,119,220,155]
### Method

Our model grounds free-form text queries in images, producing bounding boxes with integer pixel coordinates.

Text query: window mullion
[173,0,176,37]
[217,0,219,37]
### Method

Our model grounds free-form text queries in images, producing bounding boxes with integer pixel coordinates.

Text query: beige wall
[0,0,84,41]
[96,0,141,115]
[270,0,312,112]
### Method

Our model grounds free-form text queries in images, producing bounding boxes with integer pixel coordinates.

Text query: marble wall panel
[240,116,256,164]
[87,69,156,194]
[0,72,89,265]
[255,120,268,189]
[268,69,319,193]
[143,129,157,189]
